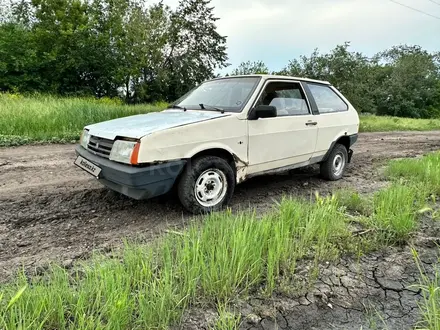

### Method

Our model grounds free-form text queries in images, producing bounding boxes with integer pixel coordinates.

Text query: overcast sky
[163,0,440,73]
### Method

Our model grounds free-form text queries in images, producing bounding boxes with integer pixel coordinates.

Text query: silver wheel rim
[332,153,345,176]
[194,168,228,208]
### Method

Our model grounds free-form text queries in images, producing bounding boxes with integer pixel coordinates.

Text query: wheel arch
[183,145,248,184]
[334,135,351,151]
[322,134,357,163]
[190,148,236,170]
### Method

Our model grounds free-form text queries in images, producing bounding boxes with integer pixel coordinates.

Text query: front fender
[184,142,249,184]
[184,142,240,160]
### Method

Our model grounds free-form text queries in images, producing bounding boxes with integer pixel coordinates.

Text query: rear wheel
[320,144,348,181]
[177,156,235,214]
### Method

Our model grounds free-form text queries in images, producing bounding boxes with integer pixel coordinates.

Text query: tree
[278,42,376,113]
[157,0,228,102]
[374,45,440,118]
[230,60,269,75]
[0,0,228,102]
[274,43,440,118]
[0,23,40,92]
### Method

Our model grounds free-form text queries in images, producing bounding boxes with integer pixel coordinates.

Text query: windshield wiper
[169,104,187,111]
[199,104,224,113]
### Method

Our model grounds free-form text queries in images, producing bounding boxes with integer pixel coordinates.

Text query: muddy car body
[75,74,360,213]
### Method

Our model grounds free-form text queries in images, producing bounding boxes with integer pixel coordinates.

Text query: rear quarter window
[307,83,348,113]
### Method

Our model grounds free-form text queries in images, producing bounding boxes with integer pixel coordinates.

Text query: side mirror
[249,105,277,120]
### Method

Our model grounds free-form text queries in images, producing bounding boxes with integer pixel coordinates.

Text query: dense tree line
[0,0,227,103]
[232,43,440,118]
[1,0,439,118]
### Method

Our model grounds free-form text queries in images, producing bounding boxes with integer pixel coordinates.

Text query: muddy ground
[1,131,440,329]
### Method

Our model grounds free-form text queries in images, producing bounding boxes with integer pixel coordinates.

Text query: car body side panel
[313,117,358,158]
[314,112,359,156]
[137,114,248,173]
[246,115,318,174]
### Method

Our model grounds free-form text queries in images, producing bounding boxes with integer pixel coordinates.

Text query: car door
[304,83,357,159]
[247,80,318,174]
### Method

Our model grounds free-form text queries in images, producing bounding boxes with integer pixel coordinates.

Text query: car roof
[210,74,330,85]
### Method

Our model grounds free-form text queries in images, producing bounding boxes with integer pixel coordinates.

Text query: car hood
[85,110,230,140]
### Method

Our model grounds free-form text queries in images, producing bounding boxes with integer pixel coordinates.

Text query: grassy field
[1,93,440,146]
[359,114,440,132]
[1,152,439,329]
[0,94,166,146]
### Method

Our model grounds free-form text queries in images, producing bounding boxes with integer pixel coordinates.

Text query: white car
[75,75,359,214]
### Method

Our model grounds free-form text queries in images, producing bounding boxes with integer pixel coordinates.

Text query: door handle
[306,121,317,126]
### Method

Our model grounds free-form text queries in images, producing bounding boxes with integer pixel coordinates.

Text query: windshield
[174,77,261,113]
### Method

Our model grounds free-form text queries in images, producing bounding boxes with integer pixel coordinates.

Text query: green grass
[1,93,440,147]
[371,184,424,244]
[0,196,349,329]
[333,188,372,216]
[335,152,440,245]
[0,93,166,146]
[386,153,440,195]
[359,114,440,132]
[412,248,440,330]
[334,185,425,246]
[386,154,440,329]
[212,304,241,330]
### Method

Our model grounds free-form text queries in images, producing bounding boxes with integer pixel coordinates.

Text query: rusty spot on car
[232,153,248,183]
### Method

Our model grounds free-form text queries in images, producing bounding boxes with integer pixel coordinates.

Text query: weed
[334,189,372,216]
[411,248,440,330]
[371,184,421,244]
[211,303,241,330]
[362,300,390,330]
[387,153,440,195]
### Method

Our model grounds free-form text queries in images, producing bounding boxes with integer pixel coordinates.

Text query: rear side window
[307,83,348,113]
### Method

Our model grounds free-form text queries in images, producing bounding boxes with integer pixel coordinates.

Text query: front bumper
[75,145,186,200]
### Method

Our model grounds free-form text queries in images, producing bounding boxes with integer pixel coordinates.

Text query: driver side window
[256,81,310,116]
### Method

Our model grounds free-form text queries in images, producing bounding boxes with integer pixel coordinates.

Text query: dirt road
[1,131,440,281]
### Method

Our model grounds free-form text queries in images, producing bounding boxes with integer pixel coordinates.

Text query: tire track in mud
[1,131,440,282]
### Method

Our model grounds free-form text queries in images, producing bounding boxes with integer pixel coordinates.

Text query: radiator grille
[87,135,114,159]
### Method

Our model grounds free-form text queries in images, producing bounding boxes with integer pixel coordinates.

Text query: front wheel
[320,144,348,181]
[177,156,235,214]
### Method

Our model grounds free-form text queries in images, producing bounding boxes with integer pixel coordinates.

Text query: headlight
[80,129,90,149]
[109,140,140,165]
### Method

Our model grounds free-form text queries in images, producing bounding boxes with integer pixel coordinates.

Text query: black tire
[320,144,348,181]
[177,156,235,214]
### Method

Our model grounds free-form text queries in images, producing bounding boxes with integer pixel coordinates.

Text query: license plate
[74,156,102,177]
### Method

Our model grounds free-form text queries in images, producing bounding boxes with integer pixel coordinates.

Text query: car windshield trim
[173,76,262,113]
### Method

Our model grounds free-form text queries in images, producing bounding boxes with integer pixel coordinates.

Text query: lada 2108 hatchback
[74,75,359,214]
